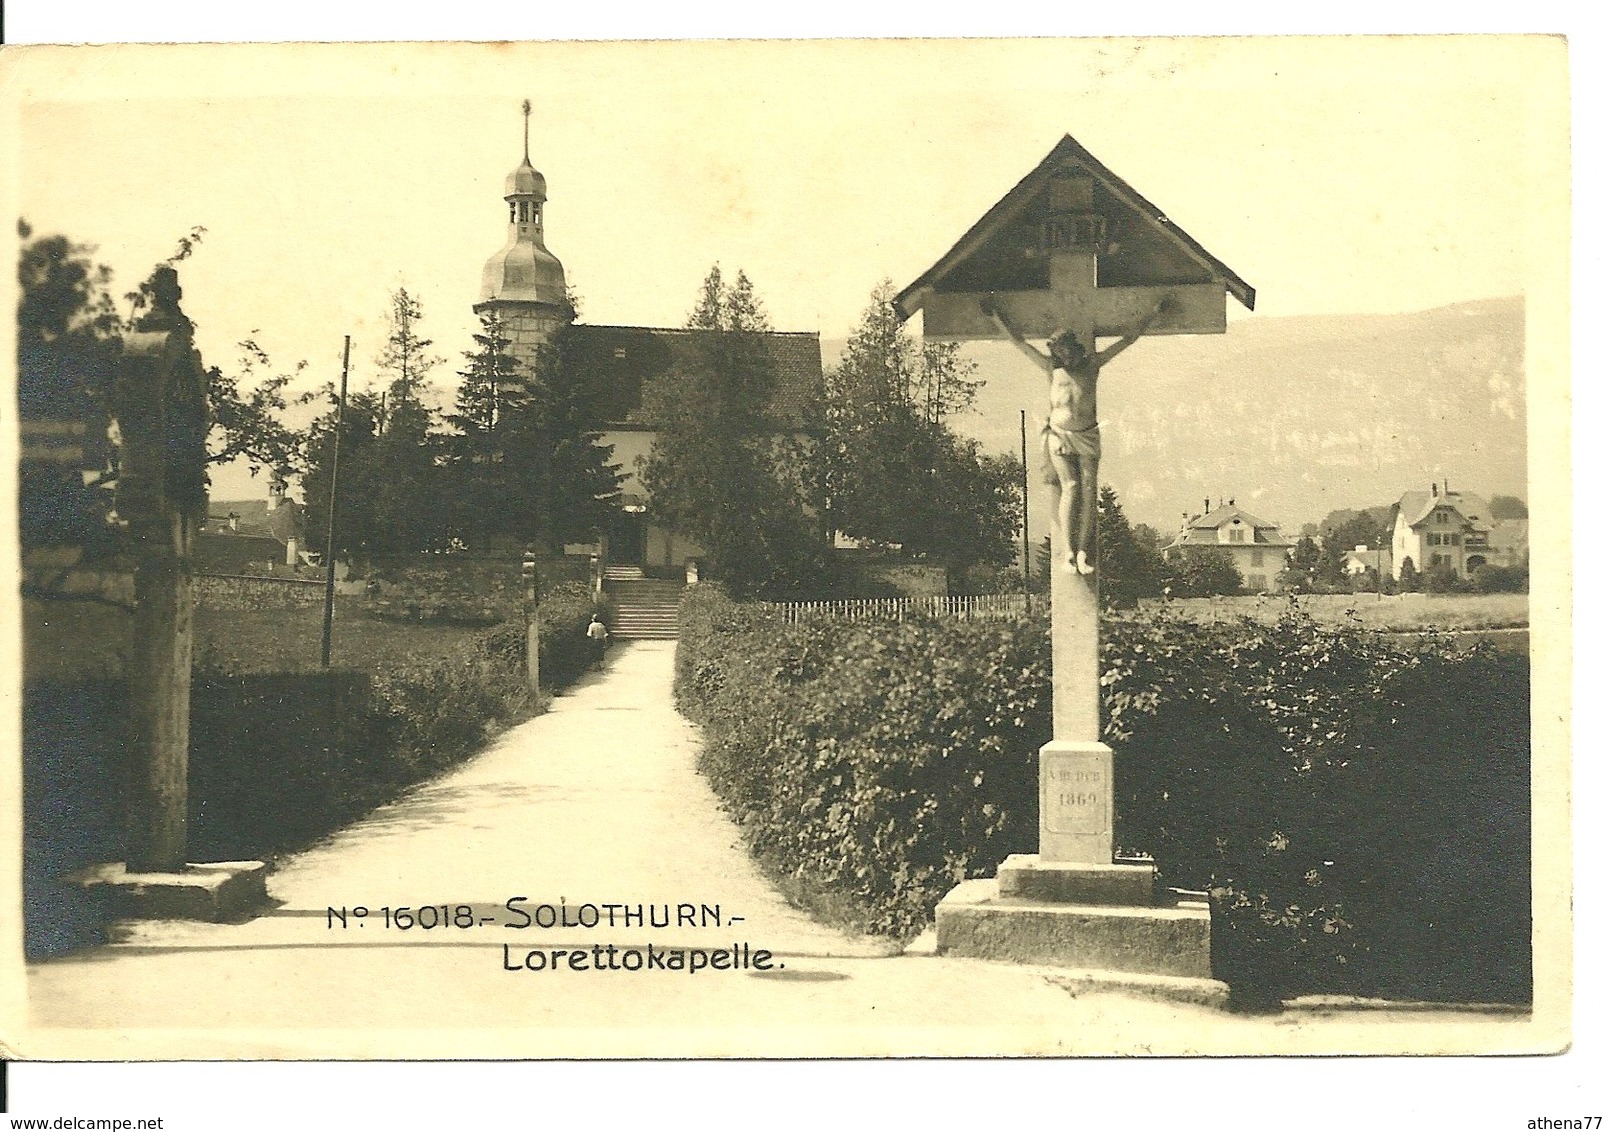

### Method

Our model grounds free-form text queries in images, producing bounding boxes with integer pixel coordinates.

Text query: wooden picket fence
[759,592,1048,624]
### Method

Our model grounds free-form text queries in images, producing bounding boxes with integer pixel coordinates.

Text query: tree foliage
[638,265,827,597]
[1096,485,1168,608]
[1278,534,1324,591]
[375,286,444,429]
[206,338,311,476]
[823,280,1020,579]
[441,312,527,552]
[302,390,440,557]
[1319,509,1390,583]
[17,221,306,550]
[301,288,452,557]
[1165,547,1244,597]
[540,328,624,549]
[1488,494,1528,521]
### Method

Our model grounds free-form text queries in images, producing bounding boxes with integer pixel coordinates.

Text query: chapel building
[474,124,824,575]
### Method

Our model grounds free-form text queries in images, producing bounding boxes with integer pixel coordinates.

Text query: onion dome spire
[479,98,565,306]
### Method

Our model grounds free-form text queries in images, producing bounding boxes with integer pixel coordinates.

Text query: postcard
[0,35,1572,1068]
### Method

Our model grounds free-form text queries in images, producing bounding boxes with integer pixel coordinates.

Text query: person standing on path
[586,614,610,668]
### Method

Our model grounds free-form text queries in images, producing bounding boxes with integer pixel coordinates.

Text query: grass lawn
[194,602,495,674]
[1135,591,1529,632]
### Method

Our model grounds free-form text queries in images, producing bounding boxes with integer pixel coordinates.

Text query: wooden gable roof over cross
[895,134,1255,341]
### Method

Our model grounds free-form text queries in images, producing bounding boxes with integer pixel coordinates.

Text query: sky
[6,37,1564,505]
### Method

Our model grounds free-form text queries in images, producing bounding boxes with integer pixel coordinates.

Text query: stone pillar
[64,278,269,920]
[522,550,541,694]
[1050,551,1101,742]
[117,328,196,874]
[126,509,193,872]
[526,619,542,693]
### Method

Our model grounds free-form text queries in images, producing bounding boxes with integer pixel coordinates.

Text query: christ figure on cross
[983,294,1174,574]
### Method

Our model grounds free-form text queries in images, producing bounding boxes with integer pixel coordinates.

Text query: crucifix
[899,136,1254,943]
[983,291,1174,577]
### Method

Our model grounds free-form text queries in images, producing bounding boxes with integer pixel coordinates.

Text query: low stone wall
[196,573,326,610]
[355,555,588,624]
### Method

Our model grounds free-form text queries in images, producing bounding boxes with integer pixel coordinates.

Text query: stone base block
[64,860,271,922]
[935,878,1215,981]
[996,854,1157,905]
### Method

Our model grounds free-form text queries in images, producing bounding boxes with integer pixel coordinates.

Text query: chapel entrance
[607,504,648,567]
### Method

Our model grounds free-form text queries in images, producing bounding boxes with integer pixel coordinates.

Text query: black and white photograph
[0,30,1578,1105]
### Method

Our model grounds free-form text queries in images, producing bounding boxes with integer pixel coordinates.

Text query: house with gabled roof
[1390,484,1496,580]
[196,477,311,573]
[1342,546,1393,579]
[1164,499,1295,593]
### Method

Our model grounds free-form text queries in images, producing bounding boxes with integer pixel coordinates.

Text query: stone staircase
[604,565,684,640]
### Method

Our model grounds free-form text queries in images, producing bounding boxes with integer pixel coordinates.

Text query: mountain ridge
[826,295,1526,539]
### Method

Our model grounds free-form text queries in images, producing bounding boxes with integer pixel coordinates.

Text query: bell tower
[475,100,570,377]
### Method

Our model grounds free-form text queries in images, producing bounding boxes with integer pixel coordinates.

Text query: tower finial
[521,99,532,162]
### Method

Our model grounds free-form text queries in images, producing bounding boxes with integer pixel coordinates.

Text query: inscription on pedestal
[1040,741,1115,864]
[1044,751,1108,834]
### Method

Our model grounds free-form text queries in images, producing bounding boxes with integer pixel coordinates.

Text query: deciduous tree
[823,280,1019,581]
[1165,547,1244,597]
[17,221,307,549]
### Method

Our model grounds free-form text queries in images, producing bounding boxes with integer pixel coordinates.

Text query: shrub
[530,581,610,690]
[1164,548,1244,597]
[1424,563,1472,594]
[678,588,1530,1003]
[1473,563,1529,593]
[1399,558,1421,592]
[679,586,1047,935]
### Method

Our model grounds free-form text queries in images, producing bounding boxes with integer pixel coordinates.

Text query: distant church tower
[475,100,570,376]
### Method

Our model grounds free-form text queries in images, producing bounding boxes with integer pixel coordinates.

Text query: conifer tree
[639,265,825,597]
[539,329,623,549]
[376,286,444,437]
[442,311,522,551]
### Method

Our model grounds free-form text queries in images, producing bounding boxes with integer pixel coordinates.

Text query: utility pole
[1020,408,1031,598]
[321,336,350,668]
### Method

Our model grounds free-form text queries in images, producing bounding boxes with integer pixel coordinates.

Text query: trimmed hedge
[677,585,1530,1003]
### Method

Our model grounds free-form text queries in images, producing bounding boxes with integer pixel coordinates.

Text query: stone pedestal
[931,574,1224,1001]
[66,860,270,922]
[937,880,1214,981]
[997,854,1155,905]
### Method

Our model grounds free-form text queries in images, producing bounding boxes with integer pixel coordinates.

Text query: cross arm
[911,282,1229,342]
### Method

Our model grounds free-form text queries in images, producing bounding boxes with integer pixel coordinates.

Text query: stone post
[523,550,541,694]
[65,270,268,918]
[118,329,196,873]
